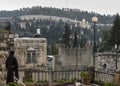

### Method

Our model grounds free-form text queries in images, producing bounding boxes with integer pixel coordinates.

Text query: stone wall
[58,46,93,69]
[96,52,120,72]
[0,32,14,66]
[58,45,120,72]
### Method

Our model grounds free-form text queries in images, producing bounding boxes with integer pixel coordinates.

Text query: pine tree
[110,13,120,48]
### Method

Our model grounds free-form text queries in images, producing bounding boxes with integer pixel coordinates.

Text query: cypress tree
[63,23,71,48]
[73,32,78,48]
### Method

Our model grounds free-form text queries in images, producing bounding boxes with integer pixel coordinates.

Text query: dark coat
[5,55,19,84]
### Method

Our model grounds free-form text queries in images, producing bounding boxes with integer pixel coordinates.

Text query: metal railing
[94,71,114,84]
[19,69,114,84]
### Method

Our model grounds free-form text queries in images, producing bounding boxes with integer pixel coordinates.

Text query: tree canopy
[99,14,120,52]
[110,14,120,48]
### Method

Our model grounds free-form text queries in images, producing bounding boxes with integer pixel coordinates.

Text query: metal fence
[94,71,114,83]
[19,69,114,84]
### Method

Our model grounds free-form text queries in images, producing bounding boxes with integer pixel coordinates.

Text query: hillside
[0,6,115,23]
[0,6,115,47]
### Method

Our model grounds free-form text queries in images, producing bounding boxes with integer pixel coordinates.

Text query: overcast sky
[0,0,119,15]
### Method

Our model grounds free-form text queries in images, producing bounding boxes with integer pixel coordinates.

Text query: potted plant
[80,71,91,85]
[25,77,34,86]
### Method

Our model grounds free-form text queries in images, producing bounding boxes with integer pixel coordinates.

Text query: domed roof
[82,18,86,23]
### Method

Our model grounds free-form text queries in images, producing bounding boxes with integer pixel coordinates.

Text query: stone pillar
[48,71,52,84]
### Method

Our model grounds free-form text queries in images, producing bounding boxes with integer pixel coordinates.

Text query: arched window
[27,47,37,64]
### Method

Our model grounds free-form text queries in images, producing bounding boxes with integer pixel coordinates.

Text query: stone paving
[74,82,100,86]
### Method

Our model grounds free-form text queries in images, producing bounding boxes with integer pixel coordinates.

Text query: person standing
[5,50,19,84]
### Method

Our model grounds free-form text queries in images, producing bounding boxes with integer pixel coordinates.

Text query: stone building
[14,38,47,69]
